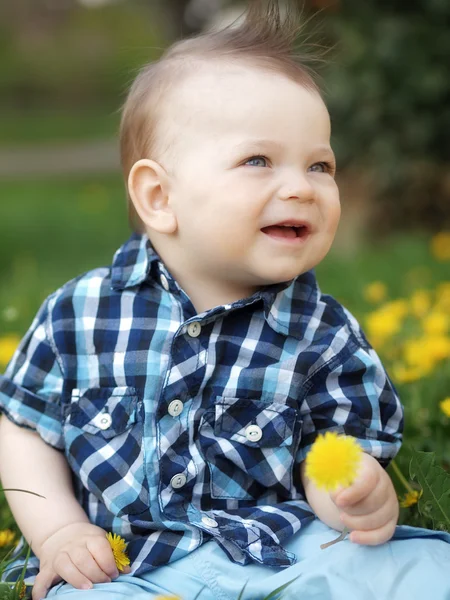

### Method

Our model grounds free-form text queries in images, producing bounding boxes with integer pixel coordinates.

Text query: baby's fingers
[349,517,397,546]
[32,569,62,600]
[51,551,94,590]
[340,499,393,532]
[333,467,378,509]
[68,546,112,584]
[86,536,120,579]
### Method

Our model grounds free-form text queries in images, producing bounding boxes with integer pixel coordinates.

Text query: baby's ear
[127,159,177,234]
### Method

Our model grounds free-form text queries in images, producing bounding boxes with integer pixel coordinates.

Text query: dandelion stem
[390,460,413,493]
[320,527,349,549]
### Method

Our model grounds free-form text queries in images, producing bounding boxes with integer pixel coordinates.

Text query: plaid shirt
[0,233,403,583]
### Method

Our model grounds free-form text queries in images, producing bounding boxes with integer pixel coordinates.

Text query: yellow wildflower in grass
[399,489,423,508]
[383,299,409,319]
[403,335,450,371]
[0,529,16,547]
[410,289,432,318]
[106,533,130,572]
[366,311,400,346]
[422,312,449,336]
[0,334,20,368]
[305,432,363,491]
[440,398,450,418]
[365,300,408,348]
[18,581,27,599]
[363,281,387,304]
[431,232,450,261]
[392,364,431,384]
[435,282,450,312]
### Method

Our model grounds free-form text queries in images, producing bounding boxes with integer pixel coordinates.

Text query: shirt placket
[157,317,209,521]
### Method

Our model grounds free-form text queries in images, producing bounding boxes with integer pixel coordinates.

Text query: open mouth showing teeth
[261,224,309,239]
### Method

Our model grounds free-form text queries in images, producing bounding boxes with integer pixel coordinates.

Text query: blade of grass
[192,585,207,600]
[263,575,300,600]
[237,580,249,600]
[12,544,31,600]
[0,489,45,499]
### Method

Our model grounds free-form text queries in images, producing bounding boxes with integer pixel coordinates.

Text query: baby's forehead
[155,61,329,155]
[169,61,316,113]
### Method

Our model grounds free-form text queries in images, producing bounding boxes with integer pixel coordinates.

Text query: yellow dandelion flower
[435,282,450,312]
[363,282,387,304]
[106,532,130,572]
[0,334,20,368]
[365,311,401,345]
[431,232,450,261]
[0,529,16,547]
[305,432,363,491]
[410,289,431,318]
[402,335,450,373]
[392,364,430,384]
[440,398,450,418]
[399,489,422,508]
[422,312,449,336]
[384,299,409,318]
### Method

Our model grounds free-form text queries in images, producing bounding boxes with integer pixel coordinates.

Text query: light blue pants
[46,520,450,600]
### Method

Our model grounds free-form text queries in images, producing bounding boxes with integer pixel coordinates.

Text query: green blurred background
[0,0,449,536]
[1,0,449,329]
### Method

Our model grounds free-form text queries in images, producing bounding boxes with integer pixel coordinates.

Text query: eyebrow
[233,139,284,153]
[313,144,336,161]
[233,139,336,161]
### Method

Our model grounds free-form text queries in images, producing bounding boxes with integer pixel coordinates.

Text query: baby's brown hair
[120,0,322,233]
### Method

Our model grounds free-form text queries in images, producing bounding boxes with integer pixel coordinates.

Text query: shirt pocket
[200,396,300,500]
[63,386,149,516]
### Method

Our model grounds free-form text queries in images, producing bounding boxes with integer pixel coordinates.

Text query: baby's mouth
[260,223,310,240]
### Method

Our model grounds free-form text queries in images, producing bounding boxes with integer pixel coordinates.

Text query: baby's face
[157,63,340,301]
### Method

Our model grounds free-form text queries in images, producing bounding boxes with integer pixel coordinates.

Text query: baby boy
[0,2,409,599]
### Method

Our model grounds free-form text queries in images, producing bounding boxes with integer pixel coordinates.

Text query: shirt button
[96,413,112,430]
[168,399,183,417]
[201,516,218,528]
[170,473,187,489]
[160,274,170,291]
[187,322,201,338]
[245,424,263,442]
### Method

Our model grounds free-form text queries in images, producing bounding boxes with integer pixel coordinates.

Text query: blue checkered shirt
[0,233,403,583]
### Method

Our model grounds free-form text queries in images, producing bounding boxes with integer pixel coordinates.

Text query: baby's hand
[331,452,399,546]
[32,522,129,600]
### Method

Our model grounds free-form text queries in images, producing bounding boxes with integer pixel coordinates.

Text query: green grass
[0,111,119,146]
[0,175,129,333]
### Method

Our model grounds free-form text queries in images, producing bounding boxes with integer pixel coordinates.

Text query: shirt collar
[111,232,159,291]
[110,233,319,338]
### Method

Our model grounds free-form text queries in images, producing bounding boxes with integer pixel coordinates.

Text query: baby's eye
[244,156,268,167]
[309,162,334,174]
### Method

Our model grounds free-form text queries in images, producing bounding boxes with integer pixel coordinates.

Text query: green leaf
[0,582,13,599]
[237,580,248,600]
[409,447,450,529]
[192,585,207,600]
[263,576,300,600]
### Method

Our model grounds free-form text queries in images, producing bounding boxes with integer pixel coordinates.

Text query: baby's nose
[279,173,315,202]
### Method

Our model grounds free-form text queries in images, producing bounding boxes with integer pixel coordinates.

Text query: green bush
[319,0,450,231]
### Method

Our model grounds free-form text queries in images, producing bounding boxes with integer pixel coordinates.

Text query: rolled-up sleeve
[296,345,404,468]
[0,294,65,449]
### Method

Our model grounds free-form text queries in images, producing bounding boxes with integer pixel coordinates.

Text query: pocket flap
[67,386,139,438]
[214,397,298,447]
